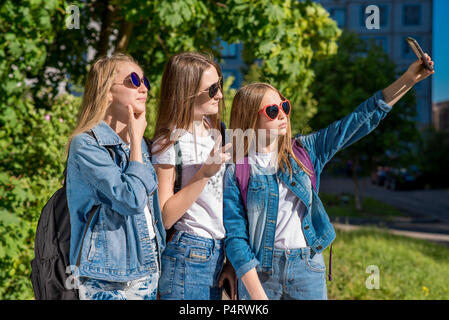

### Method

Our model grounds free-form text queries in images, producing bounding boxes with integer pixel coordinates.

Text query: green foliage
[0,94,80,299]
[229,0,341,133]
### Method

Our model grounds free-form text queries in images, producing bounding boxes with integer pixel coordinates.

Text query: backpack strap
[291,138,317,193]
[235,139,316,211]
[173,140,183,194]
[220,121,226,146]
[235,157,250,211]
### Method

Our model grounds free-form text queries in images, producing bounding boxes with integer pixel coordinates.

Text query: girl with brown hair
[151,52,237,300]
[223,54,435,300]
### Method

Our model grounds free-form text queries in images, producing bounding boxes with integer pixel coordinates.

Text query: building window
[328,8,346,28]
[403,4,421,26]
[220,41,238,59]
[360,4,388,28]
[402,36,423,59]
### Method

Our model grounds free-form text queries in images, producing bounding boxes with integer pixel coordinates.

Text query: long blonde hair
[229,83,313,177]
[66,53,139,153]
[152,52,224,154]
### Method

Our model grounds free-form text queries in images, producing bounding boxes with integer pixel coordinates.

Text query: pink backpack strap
[291,138,317,193]
[235,157,250,210]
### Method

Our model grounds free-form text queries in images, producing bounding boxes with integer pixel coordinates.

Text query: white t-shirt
[250,151,308,249]
[144,204,156,239]
[151,128,226,240]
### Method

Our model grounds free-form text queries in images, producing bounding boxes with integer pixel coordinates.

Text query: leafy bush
[0,94,79,299]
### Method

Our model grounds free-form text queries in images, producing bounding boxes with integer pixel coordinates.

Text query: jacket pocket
[185,246,215,286]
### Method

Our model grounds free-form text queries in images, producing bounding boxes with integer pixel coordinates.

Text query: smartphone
[406,37,433,71]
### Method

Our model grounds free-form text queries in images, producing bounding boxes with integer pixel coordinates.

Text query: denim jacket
[66,121,166,282]
[223,90,392,278]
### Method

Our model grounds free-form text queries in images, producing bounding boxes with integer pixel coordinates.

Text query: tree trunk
[352,156,363,211]
[96,1,116,59]
[115,20,134,53]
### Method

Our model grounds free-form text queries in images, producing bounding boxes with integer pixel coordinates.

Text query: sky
[433,0,449,103]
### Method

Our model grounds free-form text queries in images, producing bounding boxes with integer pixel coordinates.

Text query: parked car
[384,165,423,190]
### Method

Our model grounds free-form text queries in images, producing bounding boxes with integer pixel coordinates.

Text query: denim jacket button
[304,225,309,230]
[290,181,296,187]
[317,245,322,250]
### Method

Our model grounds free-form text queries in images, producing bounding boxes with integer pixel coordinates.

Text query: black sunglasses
[202,77,223,98]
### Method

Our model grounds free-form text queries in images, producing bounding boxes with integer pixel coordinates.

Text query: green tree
[310,30,420,210]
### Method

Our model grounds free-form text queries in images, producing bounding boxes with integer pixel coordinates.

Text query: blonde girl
[151,52,236,300]
[66,53,165,300]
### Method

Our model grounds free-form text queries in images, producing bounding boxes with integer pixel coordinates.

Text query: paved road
[320,175,449,237]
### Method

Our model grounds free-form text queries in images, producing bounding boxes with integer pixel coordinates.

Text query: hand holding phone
[406,37,434,71]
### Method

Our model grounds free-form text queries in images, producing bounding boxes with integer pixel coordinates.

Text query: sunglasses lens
[282,100,291,115]
[209,83,219,98]
[130,72,141,87]
[143,76,151,91]
[265,105,279,120]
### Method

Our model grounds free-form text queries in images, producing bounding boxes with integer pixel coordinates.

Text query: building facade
[219,0,433,127]
[433,100,449,131]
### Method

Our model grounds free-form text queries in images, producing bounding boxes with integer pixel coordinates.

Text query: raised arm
[382,53,434,107]
[298,54,435,174]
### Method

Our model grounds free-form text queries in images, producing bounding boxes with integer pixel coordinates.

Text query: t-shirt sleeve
[151,139,176,166]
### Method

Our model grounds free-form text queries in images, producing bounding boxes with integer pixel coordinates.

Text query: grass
[322,228,449,300]
[320,192,404,221]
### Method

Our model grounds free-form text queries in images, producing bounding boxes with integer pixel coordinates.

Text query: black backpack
[30,132,152,300]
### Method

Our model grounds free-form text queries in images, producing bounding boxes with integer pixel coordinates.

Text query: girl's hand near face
[127,104,147,143]
[128,104,147,163]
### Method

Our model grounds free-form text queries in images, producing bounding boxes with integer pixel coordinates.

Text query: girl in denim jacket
[151,52,237,300]
[66,53,165,300]
[223,55,434,300]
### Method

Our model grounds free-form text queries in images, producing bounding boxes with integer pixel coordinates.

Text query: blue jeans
[78,238,159,300]
[238,247,327,300]
[158,231,225,300]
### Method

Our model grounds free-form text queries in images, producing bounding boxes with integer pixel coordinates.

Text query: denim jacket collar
[91,120,127,146]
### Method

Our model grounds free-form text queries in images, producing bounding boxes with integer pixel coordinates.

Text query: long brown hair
[151,52,224,154]
[66,53,139,152]
[229,83,312,177]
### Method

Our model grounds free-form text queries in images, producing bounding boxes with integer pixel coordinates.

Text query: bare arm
[241,268,269,300]
[154,164,210,229]
[155,142,232,230]
[382,53,434,107]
